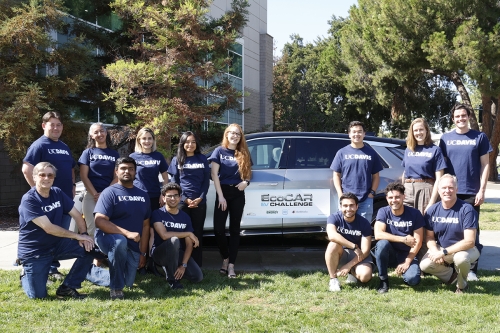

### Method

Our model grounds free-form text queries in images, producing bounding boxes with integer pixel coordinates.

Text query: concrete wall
[0,142,30,206]
[209,0,273,132]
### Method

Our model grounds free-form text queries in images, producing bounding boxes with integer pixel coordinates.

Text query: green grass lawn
[479,203,500,230]
[1,269,499,333]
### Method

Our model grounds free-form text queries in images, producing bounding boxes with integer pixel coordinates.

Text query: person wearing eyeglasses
[208,124,252,278]
[150,182,203,289]
[17,162,110,299]
[21,111,76,280]
[168,131,210,267]
[78,123,119,241]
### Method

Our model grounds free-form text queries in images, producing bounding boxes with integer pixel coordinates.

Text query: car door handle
[259,183,278,186]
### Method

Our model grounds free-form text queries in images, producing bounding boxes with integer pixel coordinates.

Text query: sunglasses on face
[38,173,55,179]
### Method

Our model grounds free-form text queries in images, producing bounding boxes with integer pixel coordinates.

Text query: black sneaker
[110,289,124,300]
[168,280,184,290]
[377,279,389,294]
[56,285,87,299]
[49,269,65,281]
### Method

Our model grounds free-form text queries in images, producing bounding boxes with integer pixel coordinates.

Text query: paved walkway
[1,182,499,272]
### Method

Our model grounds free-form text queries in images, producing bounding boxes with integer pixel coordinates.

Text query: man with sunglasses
[149,182,203,289]
[18,162,109,299]
[94,157,151,300]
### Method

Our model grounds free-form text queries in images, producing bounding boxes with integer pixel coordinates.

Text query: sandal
[219,258,229,275]
[228,264,236,278]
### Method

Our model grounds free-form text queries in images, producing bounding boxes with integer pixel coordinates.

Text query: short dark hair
[339,192,359,205]
[348,121,365,132]
[115,156,137,170]
[384,182,405,196]
[451,104,470,117]
[161,182,182,196]
[42,111,62,123]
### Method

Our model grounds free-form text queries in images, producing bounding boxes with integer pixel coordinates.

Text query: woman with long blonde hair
[402,118,446,214]
[209,124,252,278]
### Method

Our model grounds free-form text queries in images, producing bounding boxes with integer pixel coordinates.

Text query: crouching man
[420,174,480,294]
[325,193,373,292]
[150,183,203,289]
[18,162,109,299]
[94,157,151,300]
[373,182,424,293]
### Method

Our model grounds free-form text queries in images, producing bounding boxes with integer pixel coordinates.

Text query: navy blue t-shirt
[327,211,372,247]
[402,145,446,180]
[439,130,492,195]
[78,147,120,193]
[94,184,151,253]
[168,154,210,204]
[375,206,425,253]
[424,199,478,248]
[208,146,242,185]
[330,144,383,202]
[150,207,194,253]
[129,151,169,198]
[18,187,75,259]
[24,135,76,197]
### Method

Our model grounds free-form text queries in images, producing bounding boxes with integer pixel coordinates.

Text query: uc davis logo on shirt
[90,154,116,162]
[118,196,146,202]
[162,220,187,229]
[47,149,69,155]
[445,139,476,146]
[42,201,61,212]
[344,154,371,160]
[432,216,459,224]
[220,154,236,161]
[337,227,361,236]
[137,160,161,166]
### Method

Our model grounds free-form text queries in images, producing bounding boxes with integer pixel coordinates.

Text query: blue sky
[268,0,358,55]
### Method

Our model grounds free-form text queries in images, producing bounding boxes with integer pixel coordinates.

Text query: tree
[0,0,104,162]
[102,0,249,152]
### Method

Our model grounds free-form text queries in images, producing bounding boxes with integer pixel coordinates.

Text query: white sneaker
[329,278,341,292]
[467,271,479,281]
[345,273,358,284]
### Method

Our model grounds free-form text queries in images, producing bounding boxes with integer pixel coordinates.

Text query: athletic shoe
[329,278,341,292]
[345,273,358,284]
[110,289,124,300]
[49,269,64,281]
[455,284,469,294]
[168,280,184,290]
[56,285,87,299]
[377,279,389,294]
[467,271,479,281]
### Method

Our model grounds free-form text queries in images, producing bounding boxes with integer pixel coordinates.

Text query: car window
[292,138,349,169]
[248,138,286,170]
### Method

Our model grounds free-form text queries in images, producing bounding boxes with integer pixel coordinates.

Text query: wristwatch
[80,232,89,236]
[181,263,188,268]
[141,252,147,257]
[442,248,448,255]
[352,244,358,250]
[369,189,376,196]
[245,180,250,186]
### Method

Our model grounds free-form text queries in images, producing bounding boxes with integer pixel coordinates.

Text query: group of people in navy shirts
[18,112,251,299]
[326,106,492,294]
[17,103,492,299]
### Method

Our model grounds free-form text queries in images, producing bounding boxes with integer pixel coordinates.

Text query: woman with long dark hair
[209,124,252,278]
[79,123,120,238]
[402,118,446,214]
[168,131,210,267]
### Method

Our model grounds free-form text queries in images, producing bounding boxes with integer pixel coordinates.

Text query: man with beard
[94,157,151,300]
[325,192,373,292]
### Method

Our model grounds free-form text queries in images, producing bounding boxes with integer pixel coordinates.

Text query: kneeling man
[325,193,373,292]
[373,182,424,293]
[420,174,480,294]
[95,157,151,300]
[150,183,203,289]
[18,162,108,299]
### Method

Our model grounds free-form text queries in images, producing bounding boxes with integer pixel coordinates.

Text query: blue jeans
[96,233,140,290]
[152,237,203,283]
[372,239,421,286]
[20,237,109,299]
[49,214,71,273]
[357,197,373,223]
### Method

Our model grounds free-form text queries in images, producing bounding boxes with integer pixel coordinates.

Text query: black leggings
[213,185,245,264]
[180,203,207,267]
